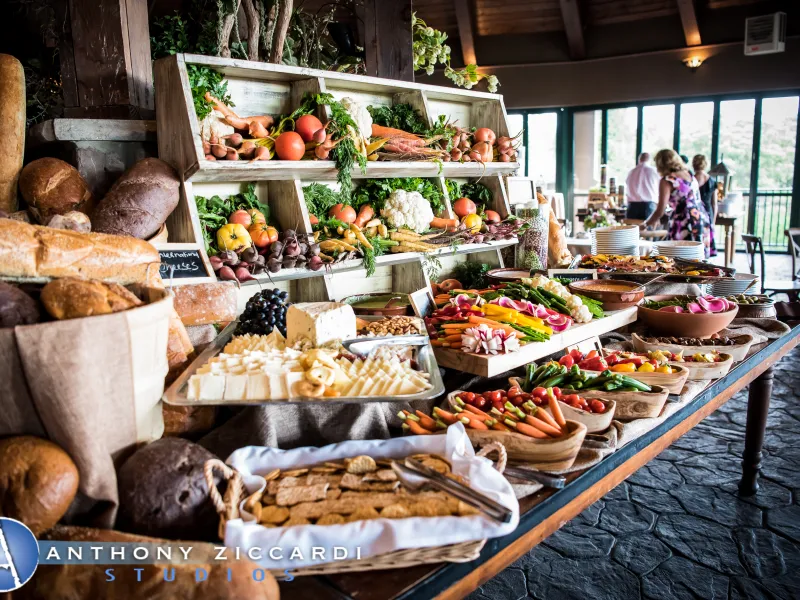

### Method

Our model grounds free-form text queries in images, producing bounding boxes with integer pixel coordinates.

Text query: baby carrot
[527,405,562,433]
[524,414,562,437]
[406,419,434,435]
[504,419,548,439]
[433,407,460,425]
[415,410,438,430]
[460,415,489,430]
[547,388,567,428]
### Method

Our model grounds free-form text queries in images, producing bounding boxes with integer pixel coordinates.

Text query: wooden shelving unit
[154,53,519,299]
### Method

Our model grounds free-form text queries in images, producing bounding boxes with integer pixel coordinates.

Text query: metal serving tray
[162,319,445,406]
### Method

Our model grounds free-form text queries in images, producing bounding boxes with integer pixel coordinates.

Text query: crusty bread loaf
[0,436,79,535]
[92,158,180,239]
[19,158,94,223]
[22,526,280,600]
[0,281,41,327]
[0,218,160,284]
[172,282,238,326]
[41,277,143,320]
[0,55,25,214]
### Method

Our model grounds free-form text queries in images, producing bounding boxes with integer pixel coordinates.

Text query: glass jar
[514,201,550,271]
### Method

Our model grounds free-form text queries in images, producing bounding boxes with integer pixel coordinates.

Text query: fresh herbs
[194,183,267,254]
[187,65,233,121]
[422,253,443,281]
[444,179,461,201]
[460,182,493,205]
[361,241,387,277]
[302,183,348,220]
[367,103,429,136]
[451,262,492,290]
[352,178,445,215]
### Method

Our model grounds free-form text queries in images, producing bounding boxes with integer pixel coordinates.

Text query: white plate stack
[710,273,760,296]
[654,240,705,260]
[590,225,640,256]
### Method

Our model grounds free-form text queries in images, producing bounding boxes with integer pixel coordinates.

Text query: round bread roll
[24,526,280,600]
[0,436,80,535]
[0,281,41,327]
[116,438,221,541]
[19,158,94,223]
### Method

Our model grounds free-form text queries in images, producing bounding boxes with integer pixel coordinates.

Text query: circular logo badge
[0,517,39,592]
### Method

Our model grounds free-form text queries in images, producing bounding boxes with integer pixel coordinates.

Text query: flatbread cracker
[284,516,311,527]
[260,505,290,524]
[346,506,380,522]
[339,473,364,490]
[326,489,342,500]
[420,457,451,474]
[262,469,281,482]
[408,499,452,517]
[363,469,398,482]
[346,455,377,474]
[311,466,340,474]
[282,468,309,477]
[276,483,329,506]
[380,504,410,519]
[316,513,346,526]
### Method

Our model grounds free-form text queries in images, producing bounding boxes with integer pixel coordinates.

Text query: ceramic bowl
[637,295,739,337]
[568,279,645,311]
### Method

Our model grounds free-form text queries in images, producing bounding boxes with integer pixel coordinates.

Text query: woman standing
[641,150,712,258]
[692,154,718,257]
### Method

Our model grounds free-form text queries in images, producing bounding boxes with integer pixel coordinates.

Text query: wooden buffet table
[279,326,800,600]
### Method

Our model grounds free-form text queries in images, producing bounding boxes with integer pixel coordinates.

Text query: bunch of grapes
[235,288,289,337]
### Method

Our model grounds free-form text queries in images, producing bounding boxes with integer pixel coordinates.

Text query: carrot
[453,406,492,422]
[527,404,562,433]
[406,419,434,435]
[459,415,489,430]
[354,204,375,228]
[524,414,562,437]
[204,92,239,119]
[371,124,422,141]
[505,419,549,439]
[430,217,459,229]
[415,410,438,430]
[433,407,459,425]
[442,334,462,343]
[467,315,518,337]
[547,388,567,428]
[490,420,510,431]
[431,339,446,347]
[463,404,493,419]
[440,323,475,330]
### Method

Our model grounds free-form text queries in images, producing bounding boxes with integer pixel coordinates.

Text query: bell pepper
[558,354,575,368]
[578,356,608,371]
[605,353,620,366]
[637,362,656,373]
[610,363,637,373]
[655,365,673,374]
[217,223,252,253]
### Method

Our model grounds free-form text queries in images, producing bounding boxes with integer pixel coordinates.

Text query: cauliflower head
[341,97,373,139]
[381,190,435,234]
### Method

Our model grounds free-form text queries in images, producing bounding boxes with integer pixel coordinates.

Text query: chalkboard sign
[547,269,597,283]
[159,250,209,279]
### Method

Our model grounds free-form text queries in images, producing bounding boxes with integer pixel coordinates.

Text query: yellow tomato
[655,365,673,374]
[637,362,655,372]
[217,223,252,253]
[610,363,636,372]
[461,213,482,233]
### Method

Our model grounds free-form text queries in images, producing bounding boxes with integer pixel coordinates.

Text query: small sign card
[547,269,597,282]
[159,249,209,279]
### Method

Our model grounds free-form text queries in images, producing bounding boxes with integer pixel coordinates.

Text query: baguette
[0,218,160,284]
[0,54,24,214]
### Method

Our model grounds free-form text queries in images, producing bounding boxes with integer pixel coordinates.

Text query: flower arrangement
[583,209,617,231]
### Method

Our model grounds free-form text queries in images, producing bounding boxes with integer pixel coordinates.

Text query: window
[758,97,798,190]
[573,110,602,193]
[718,99,756,192]
[606,107,638,188]
[679,101,714,163]
[527,113,558,191]
[642,104,675,158]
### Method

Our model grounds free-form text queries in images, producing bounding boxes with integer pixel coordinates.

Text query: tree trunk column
[739,366,774,496]
[363,0,414,81]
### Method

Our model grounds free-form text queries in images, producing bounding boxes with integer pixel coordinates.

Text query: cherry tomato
[533,387,548,400]
[510,397,524,407]
[564,394,579,403]
[551,387,562,399]
[520,393,532,402]
[460,391,475,403]
[590,400,606,414]
[532,396,545,406]
[507,387,523,400]
[475,396,488,409]
[486,390,502,403]
[558,355,574,368]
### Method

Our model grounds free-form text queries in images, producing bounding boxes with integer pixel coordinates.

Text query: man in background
[625,152,660,220]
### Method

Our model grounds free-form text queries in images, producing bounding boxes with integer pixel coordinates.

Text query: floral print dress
[665,175,712,258]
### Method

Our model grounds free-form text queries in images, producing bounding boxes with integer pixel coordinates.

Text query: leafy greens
[195,184,268,255]
[352,178,445,215]
[367,103,429,136]
[187,65,233,121]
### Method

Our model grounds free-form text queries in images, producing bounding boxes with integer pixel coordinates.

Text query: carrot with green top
[433,407,459,425]
[459,414,489,430]
[404,419,434,435]
[414,410,438,430]
[524,414,562,437]
[504,419,549,439]
[467,315,518,337]
[524,402,562,433]
[547,388,567,428]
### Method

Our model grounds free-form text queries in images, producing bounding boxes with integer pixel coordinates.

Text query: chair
[741,232,800,300]
[621,218,644,226]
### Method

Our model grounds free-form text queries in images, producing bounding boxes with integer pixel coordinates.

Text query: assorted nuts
[361,316,422,337]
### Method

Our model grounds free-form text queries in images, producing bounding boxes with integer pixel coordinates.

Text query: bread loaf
[0,281,41,327]
[116,438,220,542]
[0,54,24,214]
[19,158,94,223]
[0,218,160,284]
[0,436,79,535]
[92,158,180,239]
[172,282,238,326]
[22,526,280,600]
[41,277,143,320]
[47,210,92,233]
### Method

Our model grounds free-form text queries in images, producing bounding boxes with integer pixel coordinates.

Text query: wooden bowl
[487,268,531,284]
[341,292,412,316]
[586,364,689,395]
[669,353,734,380]
[568,279,645,311]
[631,332,754,362]
[553,398,616,433]
[563,385,670,420]
[637,295,739,337]
[147,223,169,246]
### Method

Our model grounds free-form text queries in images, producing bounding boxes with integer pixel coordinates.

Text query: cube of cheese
[199,374,226,400]
[223,375,248,400]
[286,302,356,347]
[247,374,270,400]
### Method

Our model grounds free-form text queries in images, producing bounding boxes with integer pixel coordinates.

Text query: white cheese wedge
[246,374,270,400]
[199,375,226,400]
[286,302,356,347]
[223,375,248,400]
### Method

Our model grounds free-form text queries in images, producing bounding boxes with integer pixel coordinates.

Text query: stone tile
[668,485,762,527]
[766,504,800,543]
[729,577,775,600]
[603,482,629,501]
[627,460,684,490]
[612,533,672,576]
[510,543,561,571]
[542,525,615,558]
[734,528,788,578]
[597,500,656,535]
[466,567,527,600]
[525,557,640,600]
[572,499,604,527]
[654,514,746,575]
[630,485,685,514]
[760,455,800,488]
[642,557,729,600]
[655,447,696,462]
[719,478,793,509]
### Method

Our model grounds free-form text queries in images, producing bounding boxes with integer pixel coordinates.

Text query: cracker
[326,488,342,500]
[360,482,401,492]
[316,513,346,526]
[339,473,364,490]
[408,499,452,517]
[420,457,451,474]
[262,495,276,506]
[346,455,377,474]
[249,503,262,522]
[268,476,302,495]
[276,483,329,506]
[244,490,263,512]
[290,500,352,519]
[262,469,281,482]
[260,505,290,524]
[282,468,309,477]
[380,504,410,519]
[284,516,312,527]
[345,506,380,523]
[306,473,343,487]
[311,466,340,474]
[339,492,406,509]
[324,461,346,470]
[376,459,394,468]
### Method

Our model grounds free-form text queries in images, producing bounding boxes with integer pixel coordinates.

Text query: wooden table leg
[738,366,774,496]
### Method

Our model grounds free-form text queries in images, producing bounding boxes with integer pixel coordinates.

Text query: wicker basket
[203,443,508,576]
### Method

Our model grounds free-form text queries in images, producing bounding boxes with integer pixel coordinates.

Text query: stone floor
[468,346,800,600]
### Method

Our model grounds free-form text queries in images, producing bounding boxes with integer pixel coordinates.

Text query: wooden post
[60,0,154,118]
[363,0,414,81]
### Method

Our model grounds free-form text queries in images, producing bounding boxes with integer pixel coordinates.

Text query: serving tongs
[341,334,429,358]
[392,458,513,523]
[672,256,736,277]
[502,465,566,489]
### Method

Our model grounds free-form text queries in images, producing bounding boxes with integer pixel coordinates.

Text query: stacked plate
[590,225,640,256]
[654,240,705,260]
[710,273,760,296]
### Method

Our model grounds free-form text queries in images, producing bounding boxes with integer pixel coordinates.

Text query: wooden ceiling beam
[676,0,702,46]
[558,0,586,60]
[454,0,477,65]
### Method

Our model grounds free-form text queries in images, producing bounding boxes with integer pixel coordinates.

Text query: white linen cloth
[223,423,519,570]
[625,163,660,203]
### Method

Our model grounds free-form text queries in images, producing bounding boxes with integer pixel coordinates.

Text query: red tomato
[563,394,580,404]
[492,401,505,412]
[507,387,523,400]
[551,387,562,399]
[519,393,532,402]
[558,355,574,368]
[274,131,306,160]
[532,387,548,400]
[590,400,606,414]
[228,209,252,227]
[295,114,324,142]
[510,397,524,407]
[475,397,488,409]
[460,391,475,403]
[484,391,501,403]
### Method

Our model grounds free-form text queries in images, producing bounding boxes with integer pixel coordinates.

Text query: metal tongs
[341,334,429,357]
[501,465,566,489]
[392,458,513,523]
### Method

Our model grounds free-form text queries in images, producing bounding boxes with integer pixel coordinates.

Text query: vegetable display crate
[432,307,638,378]
[154,54,519,293]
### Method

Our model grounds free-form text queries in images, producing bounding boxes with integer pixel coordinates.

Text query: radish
[218,266,237,281]
[546,314,572,331]
[658,305,684,313]
[235,266,255,282]
[687,302,704,313]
